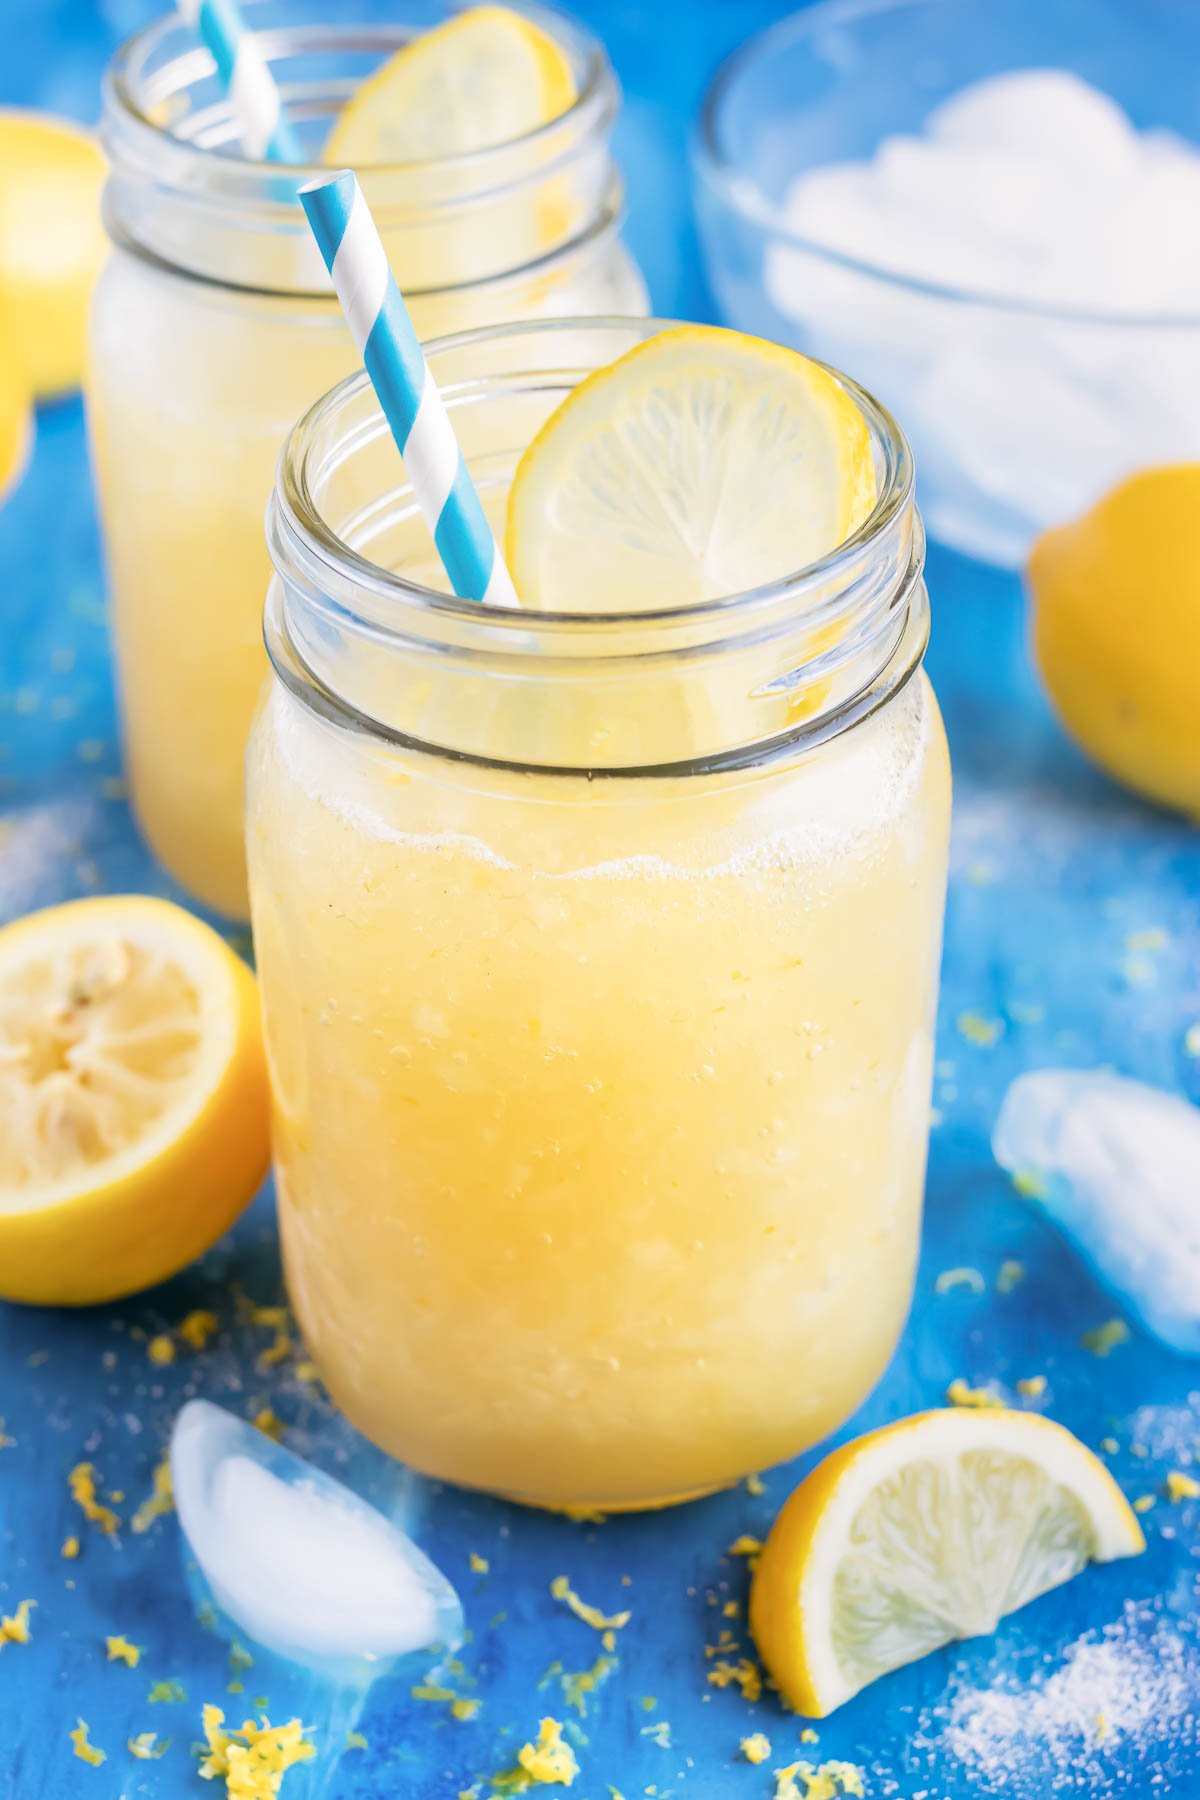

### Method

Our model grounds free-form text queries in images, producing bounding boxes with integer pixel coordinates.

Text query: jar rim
[104,3,614,189]
[273,314,917,636]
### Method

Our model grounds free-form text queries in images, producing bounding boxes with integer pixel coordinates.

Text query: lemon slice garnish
[324,5,575,165]
[0,110,106,398]
[750,1407,1145,1717]
[505,326,877,612]
[0,896,270,1306]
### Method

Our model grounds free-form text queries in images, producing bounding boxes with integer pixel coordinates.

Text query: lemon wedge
[0,896,270,1306]
[750,1408,1144,1717]
[324,5,575,165]
[0,110,107,398]
[505,326,877,612]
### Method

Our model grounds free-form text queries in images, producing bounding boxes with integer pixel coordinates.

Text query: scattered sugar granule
[1082,1320,1131,1357]
[197,1705,315,1798]
[946,1378,1004,1410]
[178,1310,220,1351]
[469,1552,490,1574]
[149,1680,188,1704]
[106,1634,142,1667]
[800,1729,820,1745]
[935,1603,1195,1781]
[128,1733,170,1760]
[740,1733,771,1764]
[147,1334,176,1366]
[559,1655,616,1716]
[131,1455,175,1535]
[252,1408,285,1443]
[1017,1376,1048,1398]
[61,1537,79,1560]
[957,1012,1004,1048]
[549,1575,630,1634]
[70,1720,105,1766]
[0,1599,35,1646]
[69,1462,120,1535]
[706,1658,762,1702]
[516,1717,579,1787]
[1166,1471,1200,1502]
[996,1260,1025,1294]
[1100,1438,1120,1455]
[935,1267,985,1296]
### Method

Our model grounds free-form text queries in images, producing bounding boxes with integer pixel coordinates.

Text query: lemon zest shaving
[106,1634,142,1667]
[128,1732,170,1759]
[515,1717,578,1786]
[996,1260,1026,1293]
[69,1462,120,1534]
[469,1552,490,1574]
[70,1719,106,1766]
[0,1599,35,1646]
[197,1704,315,1798]
[1081,1320,1130,1357]
[253,1408,285,1442]
[957,1012,1003,1048]
[346,1730,368,1751]
[179,1310,220,1351]
[935,1267,985,1296]
[946,1378,1004,1410]
[549,1575,630,1633]
[149,1679,188,1703]
[147,1334,176,1365]
[1133,1495,1156,1514]
[1017,1376,1048,1398]
[1166,1471,1200,1502]
[131,1455,175,1534]
[61,1536,80,1559]
[706,1658,762,1702]
[740,1734,771,1764]
[1011,1169,1048,1199]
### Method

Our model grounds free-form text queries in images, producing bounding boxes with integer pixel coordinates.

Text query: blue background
[2,2,1200,1795]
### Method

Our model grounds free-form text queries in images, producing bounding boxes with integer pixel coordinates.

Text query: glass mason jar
[87,1,647,920]
[248,318,951,1511]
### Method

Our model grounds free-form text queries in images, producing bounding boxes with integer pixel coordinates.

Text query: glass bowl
[694,0,1200,568]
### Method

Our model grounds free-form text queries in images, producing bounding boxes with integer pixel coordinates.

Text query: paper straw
[178,0,303,163]
[300,169,518,608]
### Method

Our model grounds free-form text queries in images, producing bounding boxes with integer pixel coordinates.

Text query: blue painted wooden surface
[2,3,1200,1796]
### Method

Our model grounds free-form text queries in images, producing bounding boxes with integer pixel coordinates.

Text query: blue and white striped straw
[300,170,518,608]
[178,0,303,163]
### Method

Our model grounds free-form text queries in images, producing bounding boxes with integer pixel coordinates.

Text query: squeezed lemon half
[0,896,270,1306]
[0,109,106,398]
[505,325,877,612]
[750,1407,1144,1717]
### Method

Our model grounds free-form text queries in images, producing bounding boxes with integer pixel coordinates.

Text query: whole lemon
[1028,464,1200,817]
[0,109,107,398]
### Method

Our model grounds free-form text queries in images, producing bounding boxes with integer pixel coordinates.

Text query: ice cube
[927,70,1137,178]
[170,1401,463,1675]
[993,1071,1200,1355]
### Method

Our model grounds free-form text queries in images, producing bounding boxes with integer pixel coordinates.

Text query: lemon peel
[549,1575,630,1634]
[0,1599,35,1646]
[69,1462,120,1535]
